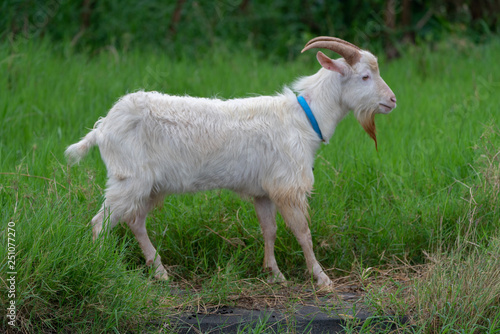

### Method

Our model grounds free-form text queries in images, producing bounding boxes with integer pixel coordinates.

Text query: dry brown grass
[474,125,500,212]
[413,238,500,332]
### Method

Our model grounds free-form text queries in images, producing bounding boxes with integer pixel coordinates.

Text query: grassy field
[1,38,499,333]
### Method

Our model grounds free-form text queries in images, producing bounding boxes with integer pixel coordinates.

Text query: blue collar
[297,95,324,142]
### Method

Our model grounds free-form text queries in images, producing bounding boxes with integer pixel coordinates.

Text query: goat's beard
[356,108,377,150]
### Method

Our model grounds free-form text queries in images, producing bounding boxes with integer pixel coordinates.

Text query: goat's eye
[362,75,370,81]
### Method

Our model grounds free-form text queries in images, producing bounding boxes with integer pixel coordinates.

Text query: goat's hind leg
[91,202,120,241]
[126,202,169,280]
[94,178,168,280]
[254,196,286,283]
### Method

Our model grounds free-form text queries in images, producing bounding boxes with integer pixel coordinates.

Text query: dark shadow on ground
[162,290,405,333]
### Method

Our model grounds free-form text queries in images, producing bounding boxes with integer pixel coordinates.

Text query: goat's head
[302,36,397,149]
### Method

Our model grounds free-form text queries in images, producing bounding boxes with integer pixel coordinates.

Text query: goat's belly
[158,163,266,197]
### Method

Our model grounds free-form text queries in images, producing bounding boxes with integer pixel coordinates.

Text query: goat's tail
[65,127,99,165]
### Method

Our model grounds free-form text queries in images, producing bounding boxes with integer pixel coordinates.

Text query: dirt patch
[166,292,372,333]
[159,264,416,332]
[161,280,392,333]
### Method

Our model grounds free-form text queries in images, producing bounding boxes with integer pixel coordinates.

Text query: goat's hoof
[263,267,286,284]
[268,273,287,284]
[155,272,170,281]
[316,274,333,289]
[92,228,103,241]
[154,266,169,281]
[316,283,335,292]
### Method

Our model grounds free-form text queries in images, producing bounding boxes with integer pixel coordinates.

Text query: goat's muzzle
[377,91,397,114]
[378,102,396,113]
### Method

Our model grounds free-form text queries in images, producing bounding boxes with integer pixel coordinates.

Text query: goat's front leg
[254,196,286,283]
[127,209,169,280]
[278,203,332,287]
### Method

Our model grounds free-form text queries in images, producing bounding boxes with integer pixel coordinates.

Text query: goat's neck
[294,70,350,143]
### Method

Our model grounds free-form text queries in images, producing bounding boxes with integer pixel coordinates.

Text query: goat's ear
[316,51,347,76]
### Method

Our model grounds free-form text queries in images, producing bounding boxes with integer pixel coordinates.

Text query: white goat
[65,37,396,286]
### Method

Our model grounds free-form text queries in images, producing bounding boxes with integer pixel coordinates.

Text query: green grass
[1,37,499,332]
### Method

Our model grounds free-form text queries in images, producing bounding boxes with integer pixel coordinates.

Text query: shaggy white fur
[66,39,396,286]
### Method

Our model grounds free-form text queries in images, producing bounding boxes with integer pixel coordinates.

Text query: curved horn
[301,36,362,66]
[303,36,361,50]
